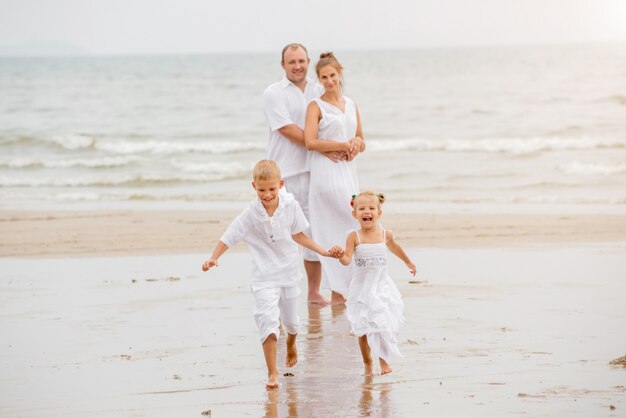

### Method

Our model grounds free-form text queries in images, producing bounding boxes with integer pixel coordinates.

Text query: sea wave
[0,171,246,187]
[0,134,265,155]
[170,160,247,175]
[0,155,140,169]
[558,161,626,176]
[95,139,265,155]
[367,137,626,155]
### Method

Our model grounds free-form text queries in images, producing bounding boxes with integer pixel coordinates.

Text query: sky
[1,0,625,55]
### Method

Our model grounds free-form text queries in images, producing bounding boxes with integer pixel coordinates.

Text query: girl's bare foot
[286,334,298,367]
[266,372,280,389]
[380,358,392,375]
[330,291,346,305]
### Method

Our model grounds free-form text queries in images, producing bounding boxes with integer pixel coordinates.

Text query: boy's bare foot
[330,291,346,305]
[266,372,280,389]
[308,292,330,306]
[380,358,392,375]
[286,334,298,367]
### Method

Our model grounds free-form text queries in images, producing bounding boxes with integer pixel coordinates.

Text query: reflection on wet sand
[359,376,393,417]
[265,303,396,416]
[264,378,299,418]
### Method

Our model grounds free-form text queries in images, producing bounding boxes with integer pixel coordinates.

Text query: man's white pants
[253,286,300,343]
[284,172,318,262]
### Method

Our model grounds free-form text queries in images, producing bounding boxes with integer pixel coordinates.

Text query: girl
[338,191,416,375]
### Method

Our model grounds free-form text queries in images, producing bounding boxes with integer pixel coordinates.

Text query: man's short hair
[281,43,309,62]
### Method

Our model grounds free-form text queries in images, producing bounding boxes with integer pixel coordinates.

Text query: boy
[202,159,341,389]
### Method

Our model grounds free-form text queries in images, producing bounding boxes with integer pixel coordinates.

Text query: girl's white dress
[308,97,359,295]
[347,229,405,362]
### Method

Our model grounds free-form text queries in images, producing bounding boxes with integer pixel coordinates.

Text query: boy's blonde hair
[350,190,386,209]
[252,160,282,181]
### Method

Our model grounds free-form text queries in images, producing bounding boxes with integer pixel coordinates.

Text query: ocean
[1,43,625,213]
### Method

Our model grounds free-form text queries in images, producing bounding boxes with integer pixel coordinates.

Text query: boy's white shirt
[220,189,309,292]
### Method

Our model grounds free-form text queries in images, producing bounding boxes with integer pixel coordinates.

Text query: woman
[304,52,366,305]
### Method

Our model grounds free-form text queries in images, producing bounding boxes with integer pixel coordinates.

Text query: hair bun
[377,193,386,204]
[320,51,334,59]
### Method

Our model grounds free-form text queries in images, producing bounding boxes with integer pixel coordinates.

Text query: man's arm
[278,124,306,147]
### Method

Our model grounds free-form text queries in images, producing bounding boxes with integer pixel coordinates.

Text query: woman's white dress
[308,97,359,296]
[347,229,405,362]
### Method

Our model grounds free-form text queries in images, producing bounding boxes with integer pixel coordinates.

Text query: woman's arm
[347,105,366,160]
[385,230,416,276]
[304,101,354,153]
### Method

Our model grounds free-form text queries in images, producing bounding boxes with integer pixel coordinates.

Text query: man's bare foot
[286,334,298,367]
[330,291,346,305]
[380,358,392,375]
[308,292,330,306]
[266,372,280,389]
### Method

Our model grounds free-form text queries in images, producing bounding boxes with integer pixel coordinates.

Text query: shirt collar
[280,76,313,90]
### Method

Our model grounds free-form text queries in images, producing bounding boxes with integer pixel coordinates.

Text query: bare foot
[308,292,330,306]
[379,358,392,375]
[266,372,280,389]
[364,361,374,376]
[330,291,346,306]
[286,334,298,367]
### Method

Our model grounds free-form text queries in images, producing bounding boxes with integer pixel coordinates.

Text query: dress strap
[354,229,360,244]
[382,228,386,243]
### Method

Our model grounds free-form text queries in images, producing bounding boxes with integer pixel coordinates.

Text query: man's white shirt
[263,77,323,178]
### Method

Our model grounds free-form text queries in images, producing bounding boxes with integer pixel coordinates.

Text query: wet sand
[1,210,626,257]
[1,245,625,417]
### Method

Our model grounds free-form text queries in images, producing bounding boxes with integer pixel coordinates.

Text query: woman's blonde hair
[252,159,281,181]
[350,190,386,209]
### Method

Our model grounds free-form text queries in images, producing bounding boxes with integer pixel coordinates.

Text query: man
[263,43,330,305]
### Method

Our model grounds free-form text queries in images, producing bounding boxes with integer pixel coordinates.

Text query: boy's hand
[328,246,344,258]
[202,259,218,271]
[406,262,416,276]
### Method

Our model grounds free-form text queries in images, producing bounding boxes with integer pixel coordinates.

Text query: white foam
[367,137,626,155]
[95,140,264,155]
[0,155,140,169]
[558,161,626,176]
[170,160,246,175]
[45,134,95,150]
[0,171,245,187]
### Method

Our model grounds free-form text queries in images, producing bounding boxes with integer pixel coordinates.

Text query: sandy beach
[2,211,626,257]
[1,210,625,417]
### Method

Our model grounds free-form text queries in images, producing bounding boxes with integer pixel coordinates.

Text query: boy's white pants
[253,285,300,343]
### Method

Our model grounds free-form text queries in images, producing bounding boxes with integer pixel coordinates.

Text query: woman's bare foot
[266,372,280,389]
[286,334,298,367]
[379,358,392,375]
[330,291,346,305]
[308,292,330,306]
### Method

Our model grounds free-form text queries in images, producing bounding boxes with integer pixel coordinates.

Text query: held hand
[322,151,341,163]
[347,138,362,161]
[202,259,218,271]
[328,245,345,258]
[406,262,417,276]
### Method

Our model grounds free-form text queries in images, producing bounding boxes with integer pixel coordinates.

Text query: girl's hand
[406,262,417,276]
[202,259,218,271]
[328,245,345,258]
